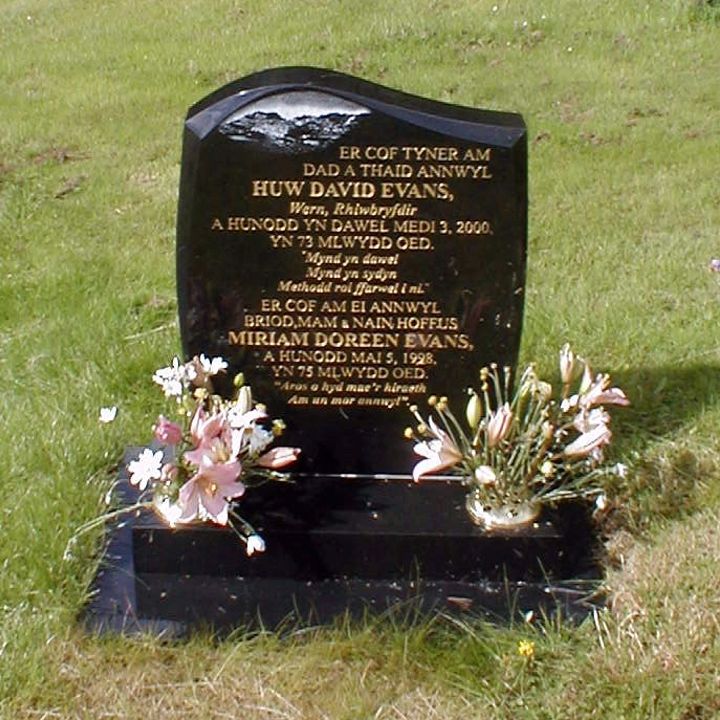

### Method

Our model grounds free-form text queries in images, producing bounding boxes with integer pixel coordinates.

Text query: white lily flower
[233,386,254,416]
[247,425,274,455]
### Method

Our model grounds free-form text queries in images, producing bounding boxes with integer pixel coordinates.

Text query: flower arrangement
[405,345,629,528]
[124,354,299,554]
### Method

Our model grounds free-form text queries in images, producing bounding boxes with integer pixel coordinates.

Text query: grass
[1,0,719,716]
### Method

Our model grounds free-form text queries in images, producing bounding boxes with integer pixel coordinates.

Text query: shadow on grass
[612,360,720,446]
[602,361,720,534]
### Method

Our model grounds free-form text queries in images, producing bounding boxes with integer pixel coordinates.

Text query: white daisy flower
[197,354,228,376]
[99,406,118,423]
[152,357,188,398]
[127,449,164,491]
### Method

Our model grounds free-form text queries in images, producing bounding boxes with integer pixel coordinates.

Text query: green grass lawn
[1,0,719,717]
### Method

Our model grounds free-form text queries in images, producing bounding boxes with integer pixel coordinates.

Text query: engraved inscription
[213,141,498,408]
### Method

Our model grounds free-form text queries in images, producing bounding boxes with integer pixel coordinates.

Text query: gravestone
[176,66,527,476]
[85,69,600,635]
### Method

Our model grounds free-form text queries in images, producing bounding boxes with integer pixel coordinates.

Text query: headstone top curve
[187,66,526,132]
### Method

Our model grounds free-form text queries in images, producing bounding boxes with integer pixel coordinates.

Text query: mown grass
[1,0,719,717]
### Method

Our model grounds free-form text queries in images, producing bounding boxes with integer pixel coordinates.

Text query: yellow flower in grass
[517,640,535,659]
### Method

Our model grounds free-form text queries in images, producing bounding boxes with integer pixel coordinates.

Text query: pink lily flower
[412,418,462,482]
[588,385,629,408]
[179,441,245,525]
[573,407,610,434]
[188,407,218,445]
[257,446,301,469]
[486,403,514,448]
[153,415,183,445]
[189,407,228,447]
[563,423,612,459]
[581,372,630,409]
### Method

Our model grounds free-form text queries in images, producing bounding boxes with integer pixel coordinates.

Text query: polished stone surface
[83,451,601,634]
[177,67,527,476]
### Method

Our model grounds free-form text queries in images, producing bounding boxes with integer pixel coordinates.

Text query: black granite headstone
[84,70,600,635]
[177,67,527,477]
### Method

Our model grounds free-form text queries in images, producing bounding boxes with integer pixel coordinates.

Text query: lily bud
[486,403,513,448]
[257,446,301,469]
[235,385,253,415]
[535,381,553,402]
[579,363,593,395]
[153,415,183,445]
[466,392,483,429]
[474,465,496,485]
[246,534,266,556]
[559,343,575,386]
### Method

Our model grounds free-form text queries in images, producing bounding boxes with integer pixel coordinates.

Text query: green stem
[521,427,555,488]
[228,507,257,539]
[64,501,152,560]
[438,406,471,455]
